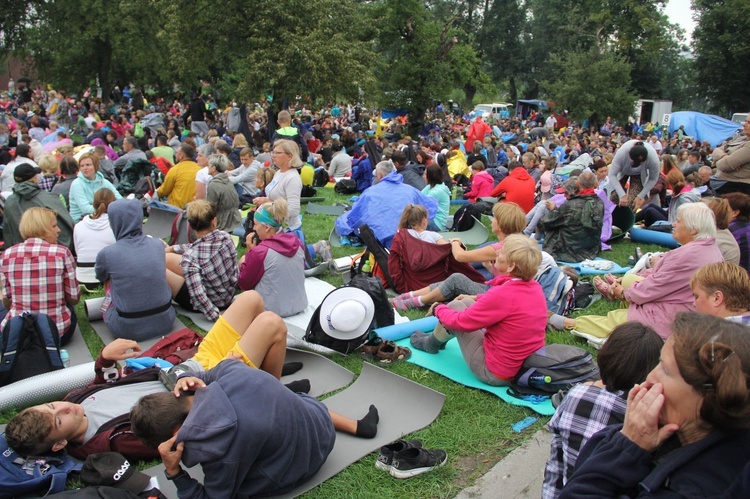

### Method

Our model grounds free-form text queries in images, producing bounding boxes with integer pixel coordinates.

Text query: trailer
[635,99,672,126]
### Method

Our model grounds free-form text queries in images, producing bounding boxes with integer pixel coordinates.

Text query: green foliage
[692,0,750,114]
[545,48,638,125]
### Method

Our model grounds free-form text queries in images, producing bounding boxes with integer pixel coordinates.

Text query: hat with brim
[319,287,375,340]
[81,452,152,493]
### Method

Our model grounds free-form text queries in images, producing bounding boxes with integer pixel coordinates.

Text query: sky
[663,0,696,43]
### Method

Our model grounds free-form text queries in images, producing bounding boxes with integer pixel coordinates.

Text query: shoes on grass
[390,446,448,479]
[375,439,422,472]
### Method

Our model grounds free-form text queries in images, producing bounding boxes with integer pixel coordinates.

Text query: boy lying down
[6,291,379,498]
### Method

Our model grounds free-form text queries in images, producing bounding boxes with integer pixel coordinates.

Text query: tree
[479,0,528,103]
[692,0,750,114]
[545,48,637,125]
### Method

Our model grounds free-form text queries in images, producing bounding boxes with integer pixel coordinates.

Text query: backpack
[334,178,357,195]
[168,210,197,245]
[0,313,63,387]
[0,434,82,498]
[131,175,155,199]
[349,272,394,330]
[511,344,600,395]
[535,266,573,315]
[136,328,203,366]
[451,204,483,232]
[303,287,374,354]
[355,224,398,291]
[312,168,329,187]
[301,185,317,198]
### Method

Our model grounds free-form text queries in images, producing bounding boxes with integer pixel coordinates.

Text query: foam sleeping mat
[174,305,216,333]
[143,206,178,240]
[438,216,490,246]
[629,227,680,249]
[147,363,445,498]
[395,338,555,416]
[306,203,347,216]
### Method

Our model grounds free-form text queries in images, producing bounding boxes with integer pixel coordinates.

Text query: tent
[668,111,741,147]
[516,99,551,119]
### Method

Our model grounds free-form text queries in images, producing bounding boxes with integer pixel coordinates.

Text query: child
[410,235,548,386]
[542,322,663,498]
[254,166,275,197]
[398,204,447,244]
[465,161,494,203]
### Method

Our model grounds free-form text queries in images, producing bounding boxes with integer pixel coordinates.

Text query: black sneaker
[390,447,447,479]
[375,439,422,472]
[159,362,195,392]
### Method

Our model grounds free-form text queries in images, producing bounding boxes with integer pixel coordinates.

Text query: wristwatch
[164,466,186,481]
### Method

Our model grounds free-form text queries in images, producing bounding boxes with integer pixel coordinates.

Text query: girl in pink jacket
[410,235,548,384]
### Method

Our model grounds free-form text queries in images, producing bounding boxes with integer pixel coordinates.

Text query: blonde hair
[273,139,303,168]
[260,198,289,228]
[492,202,526,236]
[232,134,248,148]
[691,262,750,312]
[19,207,57,240]
[500,234,542,281]
[186,199,217,231]
[37,155,59,176]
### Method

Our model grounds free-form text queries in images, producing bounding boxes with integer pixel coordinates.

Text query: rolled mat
[84,297,106,321]
[395,337,555,416]
[450,199,469,205]
[0,362,96,412]
[374,316,438,341]
[629,227,680,249]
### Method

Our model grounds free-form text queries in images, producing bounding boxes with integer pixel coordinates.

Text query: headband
[254,206,282,229]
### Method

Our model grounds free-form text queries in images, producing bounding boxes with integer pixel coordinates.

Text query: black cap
[81,452,151,493]
[13,163,42,183]
[629,143,648,167]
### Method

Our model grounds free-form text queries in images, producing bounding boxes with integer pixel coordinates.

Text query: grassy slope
[0,186,667,498]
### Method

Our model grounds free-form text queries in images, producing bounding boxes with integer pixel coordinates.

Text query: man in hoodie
[130,360,380,499]
[271,110,308,162]
[391,150,425,190]
[3,163,75,251]
[490,160,536,213]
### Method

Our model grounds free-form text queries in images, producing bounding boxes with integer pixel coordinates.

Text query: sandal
[374,340,412,366]
[360,336,384,360]
[603,273,618,285]
[592,276,615,301]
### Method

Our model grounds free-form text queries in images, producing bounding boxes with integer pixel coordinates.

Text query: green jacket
[540,193,604,263]
[3,181,76,252]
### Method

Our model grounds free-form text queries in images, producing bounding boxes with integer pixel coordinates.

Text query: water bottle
[528,373,552,389]
[60,349,70,368]
[362,260,372,274]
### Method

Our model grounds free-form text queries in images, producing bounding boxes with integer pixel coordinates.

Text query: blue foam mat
[557,258,631,275]
[629,227,680,249]
[395,338,554,416]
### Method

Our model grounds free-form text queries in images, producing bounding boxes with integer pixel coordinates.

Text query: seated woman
[725,192,750,273]
[569,203,724,339]
[560,312,750,498]
[704,197,740,264]
[69,151,122,222]
[391,202,527,310]
[0,207,81,345]
[543,322,663,499]
[421,164,451,231]
[238,199,307,317]
[252,139,302,233]
[166,199,238,321]
[95,199,177,341]
[710,116,750,195]
[74,188,117,286]
[636,169,700,228]
[205,154,242,232]
[409,235,548,386]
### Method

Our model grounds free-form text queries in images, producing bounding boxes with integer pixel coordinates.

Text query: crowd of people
[1,81,750,497]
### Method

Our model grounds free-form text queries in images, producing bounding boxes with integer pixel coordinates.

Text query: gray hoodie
[95,199,175,340]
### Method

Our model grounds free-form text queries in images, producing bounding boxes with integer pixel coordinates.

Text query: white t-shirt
[407,229,444,244]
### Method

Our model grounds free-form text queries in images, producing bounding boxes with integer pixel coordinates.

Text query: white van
[472,103,512,120]
[731,113,748,124]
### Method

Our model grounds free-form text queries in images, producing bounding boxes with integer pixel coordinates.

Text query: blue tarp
[381,109,408,119]
[668,111,741,147]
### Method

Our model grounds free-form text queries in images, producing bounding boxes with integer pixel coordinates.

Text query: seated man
[130,360,379,498]
[335,160,437,248]
[3,291,339,461]
[690,261,750,324]
[490,160,536,213]
[540,171,604,262]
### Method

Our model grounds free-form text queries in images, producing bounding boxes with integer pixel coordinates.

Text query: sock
[548,314,567,330]
[285,379,311,394]
[356,404,379,438]
[282,362,303,376]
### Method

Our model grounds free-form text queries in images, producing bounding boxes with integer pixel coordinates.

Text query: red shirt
[490,168,536,213]
[0,238,80,335]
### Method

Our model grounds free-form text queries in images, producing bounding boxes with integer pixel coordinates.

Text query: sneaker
[390,447,448,479]
[313,240,332,261]
[375,439,422,472]
[158,362,195,392]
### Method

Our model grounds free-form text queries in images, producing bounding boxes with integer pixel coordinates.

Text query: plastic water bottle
[60,349,70,368]
[362,260,372,274]
[528,373,552,389]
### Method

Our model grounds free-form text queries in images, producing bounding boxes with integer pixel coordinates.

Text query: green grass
[0,186,666,497]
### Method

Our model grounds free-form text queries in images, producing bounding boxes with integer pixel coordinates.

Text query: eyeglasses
[270,151,289,156]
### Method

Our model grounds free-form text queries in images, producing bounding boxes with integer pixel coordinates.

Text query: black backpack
[349,272,395,330]
[313,168,329,187]
[452,204,483,232]
[355,224,399,292]
[304,287,375,354]
[0,313,63,387]
[334,178,357,195]
[511,344,600,396]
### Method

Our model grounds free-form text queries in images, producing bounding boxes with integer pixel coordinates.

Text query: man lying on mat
[5,290,379,464]
[130,360,379,499]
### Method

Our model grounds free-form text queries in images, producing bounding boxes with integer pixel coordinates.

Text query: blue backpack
[0,434,82,498]
[0,312,63,387]
[535,266,573,315]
